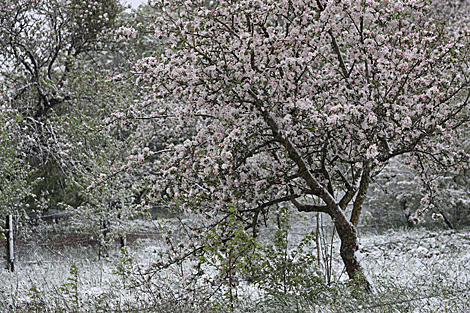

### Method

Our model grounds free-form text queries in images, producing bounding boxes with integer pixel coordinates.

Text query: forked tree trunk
[326,198,373,292]
[334,220,373,292]
[264,114,374,291]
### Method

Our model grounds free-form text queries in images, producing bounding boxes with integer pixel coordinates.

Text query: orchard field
[2,0,470,312]
[1,217,470,312]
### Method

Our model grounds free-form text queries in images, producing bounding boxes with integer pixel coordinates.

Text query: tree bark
[330,206,373,292]
[435,209,453,229]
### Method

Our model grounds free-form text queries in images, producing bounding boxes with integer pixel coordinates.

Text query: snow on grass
[1,221,470,312]
[360,228,470,286]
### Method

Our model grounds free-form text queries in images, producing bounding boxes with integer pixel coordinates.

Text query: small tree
[136,0,470,290]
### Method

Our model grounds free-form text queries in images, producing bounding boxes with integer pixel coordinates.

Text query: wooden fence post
[5,214,14,272]
[120,235,127,248]
[117,213,126,249]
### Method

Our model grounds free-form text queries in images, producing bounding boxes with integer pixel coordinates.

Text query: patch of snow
[355,250,377,294]
[412,246,430,258]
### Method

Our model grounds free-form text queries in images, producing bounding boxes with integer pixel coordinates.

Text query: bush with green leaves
[250,207,328,302]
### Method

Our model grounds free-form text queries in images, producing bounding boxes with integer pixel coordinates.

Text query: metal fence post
[5,214,14,272]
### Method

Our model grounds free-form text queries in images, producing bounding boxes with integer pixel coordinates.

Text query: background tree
[136,0,470,290]
[0,0,157,241]
[365,0,470,231]
[0,0,124,211]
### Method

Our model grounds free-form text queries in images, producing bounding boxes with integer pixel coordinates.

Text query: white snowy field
[1,222,469,312]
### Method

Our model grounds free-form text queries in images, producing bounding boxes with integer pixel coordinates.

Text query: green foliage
[53,60,149,245]
[68,0,121,37]
[250,208,329,307]
[174,206,330,311]
[0,109,36,221]
[60,264,80,310]
[198,205,258,311]
[27,284,47,310]
[113,246,135,279]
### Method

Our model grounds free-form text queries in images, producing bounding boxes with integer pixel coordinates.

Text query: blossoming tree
[136,0,470,288]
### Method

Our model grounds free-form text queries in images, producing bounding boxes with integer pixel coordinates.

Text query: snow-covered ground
[1,222,469,312]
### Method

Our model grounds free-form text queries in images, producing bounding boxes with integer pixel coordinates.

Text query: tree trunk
[437,209,454,230]
[334,220,373,292]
